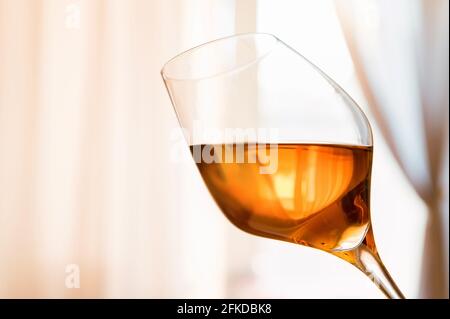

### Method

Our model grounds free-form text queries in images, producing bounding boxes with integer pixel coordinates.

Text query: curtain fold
[336,0,449,298]
[0,0,238,298]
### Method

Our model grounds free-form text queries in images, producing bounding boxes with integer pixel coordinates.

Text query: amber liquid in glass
[191,143,376,262]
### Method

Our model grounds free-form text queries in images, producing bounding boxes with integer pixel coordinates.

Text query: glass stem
[353,244,405,299]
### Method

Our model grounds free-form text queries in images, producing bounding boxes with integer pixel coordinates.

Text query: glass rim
[160,32,280,82]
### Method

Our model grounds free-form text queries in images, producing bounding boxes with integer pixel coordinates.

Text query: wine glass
[161,33,405,299]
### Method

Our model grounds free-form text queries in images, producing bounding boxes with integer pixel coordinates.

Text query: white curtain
[336,0,449,298]
[0,0,255,298]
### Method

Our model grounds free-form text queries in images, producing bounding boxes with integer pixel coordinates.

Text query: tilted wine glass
[161,33,404,298]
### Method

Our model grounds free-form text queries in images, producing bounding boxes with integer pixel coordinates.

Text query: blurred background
[0,0,448,298]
